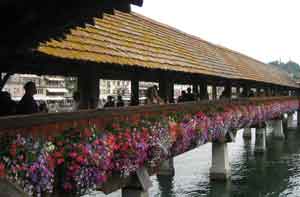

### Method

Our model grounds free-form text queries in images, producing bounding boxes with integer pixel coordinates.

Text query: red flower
[63,182,72,191]
[76,155,85,164]
[0,163,5,177]
[57,158,65,165]
[83,128,92,138]
[9,144,17,158]
[47,156,56,170]
[53,151,63,159]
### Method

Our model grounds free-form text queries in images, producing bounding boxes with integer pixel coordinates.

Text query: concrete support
[287,112,296,128]
[131,79,139,106]
[297,110,300,127]
[273,119,285,139]
[157,159,175,176]
[122,167,152,197]
[122,189,149,197]
[77,71,99,109]
[210,142,231,180]
[243,128,252,139]
[266,120,274,133]
[254,126,267,153]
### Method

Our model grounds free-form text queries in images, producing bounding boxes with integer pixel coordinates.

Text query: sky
[132,0,300,64]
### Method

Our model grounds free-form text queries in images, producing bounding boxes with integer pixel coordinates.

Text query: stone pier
[266,120,274,133]
[297,110,300,127]
[210,142,231,180]
[287,112,296,128]
[243,128,252,139]
[273,119,285,139]
[255,125,267,153]
[157,159,175,176]
[122,167,152,197]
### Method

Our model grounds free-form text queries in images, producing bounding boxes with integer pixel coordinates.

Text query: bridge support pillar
[122,167,152,197]
[157,159,175,176]
[266,120,274,133]
[254,125,267,153]
[297,110,300,127]
[273,119,285,139]
[210,142,231,181]
[287,112,296,128]
[243,128,252,139]
[122,189,149,197]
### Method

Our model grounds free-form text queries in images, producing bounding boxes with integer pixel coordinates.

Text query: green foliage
[270,60,300,80]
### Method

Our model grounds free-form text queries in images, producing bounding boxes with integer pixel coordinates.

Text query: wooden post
[236,86,240,98]
[159,76,174,103]
[199,82,209,100]
[240,85,249,97]
[192,83,199,95]
[131,79,139,106]
[212,85,217,100]
[77,71,99,109]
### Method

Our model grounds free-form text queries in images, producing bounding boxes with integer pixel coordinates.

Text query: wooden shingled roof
[33,10,297,88]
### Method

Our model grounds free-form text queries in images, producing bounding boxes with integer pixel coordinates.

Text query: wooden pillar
[159,75,174,103]
[265,87,271,97]
[240,85,249,97]
[199,82,209,100]
[77,71,99,109]
[227,83,232,99]
[131,79,139,106]
[236,86,240,97]
[212,85,217,100]
[192,83,199,95]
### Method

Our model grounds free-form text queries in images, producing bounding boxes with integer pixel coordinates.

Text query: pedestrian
[17,81,39,114]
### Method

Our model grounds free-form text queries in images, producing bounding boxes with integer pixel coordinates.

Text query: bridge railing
[0,96,298,196]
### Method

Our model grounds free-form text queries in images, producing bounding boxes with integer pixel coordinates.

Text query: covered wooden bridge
[0,0,299,196]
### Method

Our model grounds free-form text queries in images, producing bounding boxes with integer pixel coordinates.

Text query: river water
[88,125,300,197]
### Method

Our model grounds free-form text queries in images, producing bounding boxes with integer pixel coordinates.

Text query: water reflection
[156,175,175,197]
